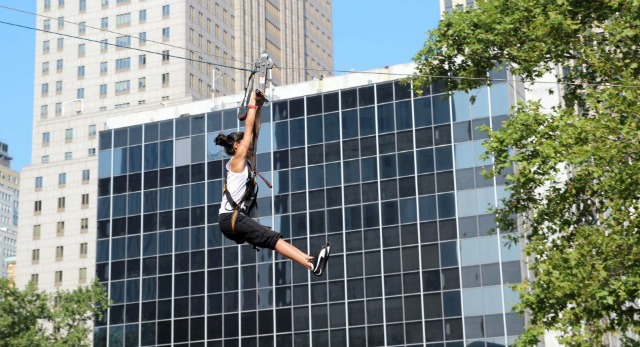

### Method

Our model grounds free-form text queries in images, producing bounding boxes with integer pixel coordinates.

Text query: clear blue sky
[0,0,440,172]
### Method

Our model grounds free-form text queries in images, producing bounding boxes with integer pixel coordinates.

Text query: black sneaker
[310,243,331,276]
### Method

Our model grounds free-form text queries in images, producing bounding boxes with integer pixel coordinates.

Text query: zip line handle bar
[238,51,273,120]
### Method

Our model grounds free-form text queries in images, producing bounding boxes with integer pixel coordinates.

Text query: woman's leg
[274,239,313,270]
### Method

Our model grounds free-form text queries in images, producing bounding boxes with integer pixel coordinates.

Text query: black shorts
[219,212,282,250]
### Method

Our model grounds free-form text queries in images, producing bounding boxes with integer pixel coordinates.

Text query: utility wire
[1,15,639,90]
[0,4,254,69]
[0,20,254,72]
[281,64,640,89]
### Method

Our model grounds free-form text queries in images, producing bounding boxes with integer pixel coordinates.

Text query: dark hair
[214,132,243,156]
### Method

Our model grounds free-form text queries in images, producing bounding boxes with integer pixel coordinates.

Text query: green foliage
[0,279,110,347]
[414,0,640,345]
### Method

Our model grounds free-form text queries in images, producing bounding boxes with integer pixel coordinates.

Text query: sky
[0,0,440,172]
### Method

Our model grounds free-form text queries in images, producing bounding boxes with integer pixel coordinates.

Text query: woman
[215,89,330,276]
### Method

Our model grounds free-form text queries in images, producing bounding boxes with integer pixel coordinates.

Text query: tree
[0,278,110,347]
[413,0,640,345]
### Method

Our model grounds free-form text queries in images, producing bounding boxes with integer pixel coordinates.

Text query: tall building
[440,0,476,13]
[17,0,333,291]
[93,63,525,346]
[0,141,19,278]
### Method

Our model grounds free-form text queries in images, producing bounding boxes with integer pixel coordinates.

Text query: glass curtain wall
[94,77,524,347]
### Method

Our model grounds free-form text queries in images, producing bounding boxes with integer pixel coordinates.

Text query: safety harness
[223,161,258,233]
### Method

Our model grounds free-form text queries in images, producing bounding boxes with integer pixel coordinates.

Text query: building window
[81,218,89,232]
[32,249,40,264]
[102,0,108,7]
[162,73,170,86]
[55,102,62,115]
[58,0,64,7]
[79,0,86,12]
[138,77,146,90]
[88,148,96,156]
[56,221,65,235]
[34,200,42,213]
[77,65,85,78]
[57,38,63,50]
[58,172,66,186]
[77,88,85,99]
[64,152,72,160]
[138,32,146,45]
[43,19,50,31]
[162,27,170,40]
[100,61,107,74]
[88,125,96,138]
[58,197,66,210]
[56,246,64,261]
[44,0,51,10]
[101,39,108,52]
[30,274,39,286]
[41,105,48,118]
[42,132,50,145]
[115,80,130,94]
[35,176,43,189]
[41,83,48,96]
[57,17,64,29]
[116,36,131,47]
[82,169,90,182]
[56,59,63,71]
[116,57,131,71]
[78,21,86,34]
[41,156,49,164]
[78,44,85,57]
[33,225,41,240]
[56,81,63,94]
[101,17,108,29]
[139,9,146,22]
[116,13,131,26]
[79,268,87,284]
[54,271,63,286]
[65,128,73,142]
[42,62,49,74]
[43,40,50,53]
[162,50,170,62]
[81,193,90,207]
[100,84,107,96]
[80,243,88,258]
[139,54,146,67]
[163,5,170,17]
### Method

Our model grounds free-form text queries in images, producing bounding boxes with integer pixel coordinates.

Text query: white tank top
[219,160,250,214]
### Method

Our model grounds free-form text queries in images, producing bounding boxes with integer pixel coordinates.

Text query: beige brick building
[16,0,333,291]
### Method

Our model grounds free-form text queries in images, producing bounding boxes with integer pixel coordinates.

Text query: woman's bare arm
[230,90,265,173]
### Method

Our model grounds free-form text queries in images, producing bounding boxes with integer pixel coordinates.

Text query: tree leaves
[414,0,640,345]
[0,279,110,347]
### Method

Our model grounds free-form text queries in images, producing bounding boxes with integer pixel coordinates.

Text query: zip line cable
[0,4,254,69]
[0,20,254,72]
[1,18,640,90]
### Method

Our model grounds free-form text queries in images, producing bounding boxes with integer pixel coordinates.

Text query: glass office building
[94,73,525,346]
